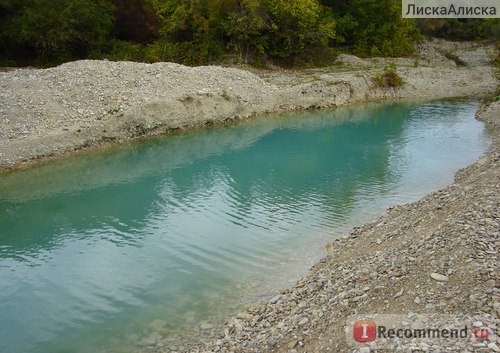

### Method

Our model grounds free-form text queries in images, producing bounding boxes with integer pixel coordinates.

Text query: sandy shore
[0,40,497,171]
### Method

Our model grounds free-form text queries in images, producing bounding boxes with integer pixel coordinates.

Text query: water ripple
[0,99,491,353]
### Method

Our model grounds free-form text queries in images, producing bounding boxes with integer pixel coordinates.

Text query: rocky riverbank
[0,40,497,171]
[187,101,498,353]
[118,102,498,353]
[1,39,498,353]
[114,101,498,353]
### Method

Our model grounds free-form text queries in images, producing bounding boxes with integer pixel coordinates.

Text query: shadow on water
[0,99,490,353]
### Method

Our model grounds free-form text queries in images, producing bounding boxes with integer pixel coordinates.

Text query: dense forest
[0,0,498,67]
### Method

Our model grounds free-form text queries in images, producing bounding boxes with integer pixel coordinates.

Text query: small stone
[359,347,371,353]
[298,317,309,326]
[236,312,253,321]
[269,295,282,304]
[138,334,158,347]
[394,290,404,298]
[430,273,449,282]
[353,294,367,302]
[267,339,278,347]
[472,321,483,328]
[414,297,421,304]
[488,343,500,352]
[472,342,486,348]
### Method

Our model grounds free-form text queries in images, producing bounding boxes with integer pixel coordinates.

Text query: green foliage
[222,0,268,64]
[327,0,418,57]
[263,0,335,59]
[103,40,145,62]
[417,19,500,41]
[374,64,404,89]
[437,49,467,67]
[221,89,231,100]
[1,0,114,64]
[0,0,441,67]
[148,0,336,65]
[148,0,228,65]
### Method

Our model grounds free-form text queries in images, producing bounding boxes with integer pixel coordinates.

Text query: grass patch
[492,42,500,80]
[221,90,231,101]
[373,64,404,89]
[483,43,499,105]
[437,49,467,67]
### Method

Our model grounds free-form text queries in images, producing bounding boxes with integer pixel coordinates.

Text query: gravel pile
[0,60,276,168]
[0,41,497,170]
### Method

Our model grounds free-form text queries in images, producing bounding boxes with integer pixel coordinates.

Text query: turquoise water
[0,100,490,353]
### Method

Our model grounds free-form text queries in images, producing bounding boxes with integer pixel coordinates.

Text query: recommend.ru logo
[346,314,496,351]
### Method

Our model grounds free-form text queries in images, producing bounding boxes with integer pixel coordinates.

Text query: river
[0,99,490,353]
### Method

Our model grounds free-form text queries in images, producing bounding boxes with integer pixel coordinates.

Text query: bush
[374,65,404,88]
[437,49,467,67]
[103,40,145,62]
[493,42,500,71]
[1,0,114,64]
[417,18,500,41]
[328,0,419,58]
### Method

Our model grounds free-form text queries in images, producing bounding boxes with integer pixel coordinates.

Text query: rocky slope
[0,40,497,170]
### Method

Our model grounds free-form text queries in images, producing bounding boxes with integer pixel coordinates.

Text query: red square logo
[353,320,377,342]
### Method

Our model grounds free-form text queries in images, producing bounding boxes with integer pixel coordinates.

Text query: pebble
[472,321,484,328]
[236,312,253,321]
[269,295,281,304]
[298,317,309,326]
[430,273,449,282]
[488,343,500,352]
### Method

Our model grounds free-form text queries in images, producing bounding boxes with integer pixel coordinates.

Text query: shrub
[1,0,114,64]
[221,90,231,101]
[437,49,467,67]
[374,65,404,88]
[104,40,145,62]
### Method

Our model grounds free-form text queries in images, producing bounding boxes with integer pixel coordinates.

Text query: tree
[149,0,232,64]
[262,0,335,59]
[325,0,417,57]
[222,0,268,63]
[110,0,159,44]
[417,19,500,41]
[1,0,114,63]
